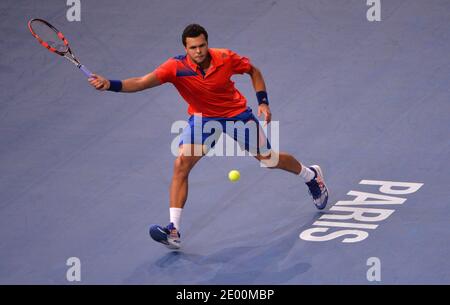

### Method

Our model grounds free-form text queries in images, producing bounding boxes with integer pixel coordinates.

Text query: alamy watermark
[170,115,280,167]
[366,257,381,282]
[66,0,81,22]
[66,257,81,282]
[366,0,381,22]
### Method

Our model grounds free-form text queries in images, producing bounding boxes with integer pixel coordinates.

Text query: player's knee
[173,155,195,177]
[179,144,204,157]
[256,151,280,168]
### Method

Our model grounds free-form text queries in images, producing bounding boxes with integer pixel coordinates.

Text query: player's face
[185,34,209,65]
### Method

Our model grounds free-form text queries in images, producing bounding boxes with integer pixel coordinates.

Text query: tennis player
[88,24,329,249]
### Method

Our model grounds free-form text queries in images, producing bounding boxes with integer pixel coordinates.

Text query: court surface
[0,0,449,284]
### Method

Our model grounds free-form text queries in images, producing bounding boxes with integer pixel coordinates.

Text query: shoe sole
[310,165,329,210]
[149,226,181,250]
[166,240,181,250]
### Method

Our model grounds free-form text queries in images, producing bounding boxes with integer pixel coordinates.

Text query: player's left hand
[258,104,272,126]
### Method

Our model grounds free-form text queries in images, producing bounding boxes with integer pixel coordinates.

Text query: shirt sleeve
[228,50,252,74]
[154,58,177,84]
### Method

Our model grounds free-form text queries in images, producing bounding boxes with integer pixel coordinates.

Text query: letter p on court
[359,180,424,195]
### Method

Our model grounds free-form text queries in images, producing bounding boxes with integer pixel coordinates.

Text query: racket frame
[28,18,92,77]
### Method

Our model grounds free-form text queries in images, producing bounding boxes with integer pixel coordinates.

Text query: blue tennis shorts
[179,107,271,155]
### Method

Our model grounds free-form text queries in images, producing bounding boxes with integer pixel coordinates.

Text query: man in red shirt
[89,24,328,249]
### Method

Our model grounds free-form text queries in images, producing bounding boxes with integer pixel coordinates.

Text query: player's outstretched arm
[88,71,161,92]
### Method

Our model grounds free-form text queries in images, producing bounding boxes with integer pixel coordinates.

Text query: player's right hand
[88,74,110,91]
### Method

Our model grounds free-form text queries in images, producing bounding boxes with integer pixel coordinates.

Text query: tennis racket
[28,18,92,77]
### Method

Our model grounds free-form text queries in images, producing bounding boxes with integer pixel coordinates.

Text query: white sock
[299,164,315,182]
[170,208,183,231]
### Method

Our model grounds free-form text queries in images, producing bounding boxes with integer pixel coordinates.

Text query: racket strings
[29,20,68,53]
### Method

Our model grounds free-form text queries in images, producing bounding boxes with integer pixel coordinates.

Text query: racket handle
[79,65,93,77]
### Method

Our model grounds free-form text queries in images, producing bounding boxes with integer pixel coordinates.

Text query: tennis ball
[228,170,240,182]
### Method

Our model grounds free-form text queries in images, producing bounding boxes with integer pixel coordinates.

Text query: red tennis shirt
[154,48,252,118]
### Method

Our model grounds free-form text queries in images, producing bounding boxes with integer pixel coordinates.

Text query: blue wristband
[107,80,122,92]
[256,91,269,105]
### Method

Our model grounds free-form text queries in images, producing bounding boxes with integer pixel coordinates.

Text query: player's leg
[227,108,329,210]
[254,151,301,174]
[255,150,329,210]
[150,113,221,249]
[170,144,204,210]
[150,144,204,250]
[225,111,302,174]
[170,118,222,212]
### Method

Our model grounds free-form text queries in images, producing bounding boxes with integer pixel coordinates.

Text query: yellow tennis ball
[228,170,240,182]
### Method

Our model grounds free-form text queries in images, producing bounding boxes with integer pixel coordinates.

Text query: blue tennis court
[1,0,449,284]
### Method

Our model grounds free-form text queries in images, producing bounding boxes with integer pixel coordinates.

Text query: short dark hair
[182,24,208,47]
